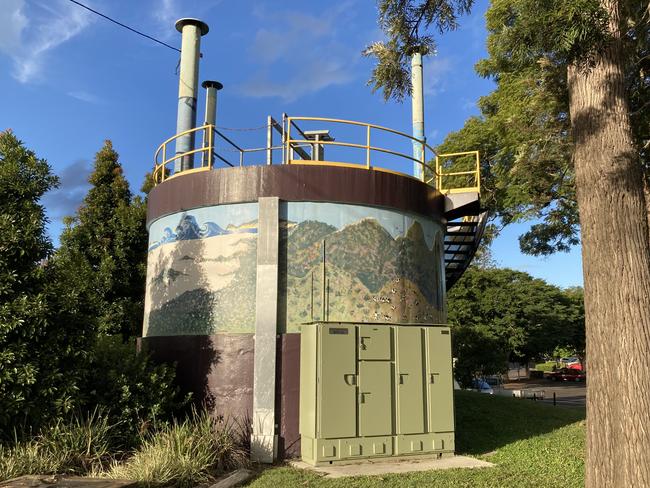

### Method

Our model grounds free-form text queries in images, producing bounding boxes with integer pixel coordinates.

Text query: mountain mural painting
[142,201,445,336]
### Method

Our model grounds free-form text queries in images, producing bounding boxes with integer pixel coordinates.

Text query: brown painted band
[147,165,444,227]
[138,333,302,459]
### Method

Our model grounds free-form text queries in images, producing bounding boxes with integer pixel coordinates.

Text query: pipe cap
[175,18,209,36]
[202,80,224,90]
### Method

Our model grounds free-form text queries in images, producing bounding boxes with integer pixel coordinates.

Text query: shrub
[80,336,190,448]
[107,412,248,488]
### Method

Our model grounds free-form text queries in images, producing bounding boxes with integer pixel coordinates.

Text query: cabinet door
[427,327,454,433]
[358,361,393,437]
[318,324,357,439]
[358,325,392,360]
[395,327,426,434]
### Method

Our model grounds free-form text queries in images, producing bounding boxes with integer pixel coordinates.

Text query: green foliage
[0,130,94,433]
[107,412,248,488]
[79,337,190,448]
[0,410,117,481]
[437,0,649,255]
[56,141,148,338]
[364,0,475,101]
[448,267,585,363]
[452,324,508,387]
[248,391,585,487]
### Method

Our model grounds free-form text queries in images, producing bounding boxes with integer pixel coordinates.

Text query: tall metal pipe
[201,80,222,167]
[202,80,223,127]
[174,18,209,172]
[411,51,425,181]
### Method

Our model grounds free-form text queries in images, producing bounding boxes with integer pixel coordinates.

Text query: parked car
[546,367,586,382]
[470,378,494,394]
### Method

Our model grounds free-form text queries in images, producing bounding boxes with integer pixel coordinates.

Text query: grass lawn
[246,391,585,488]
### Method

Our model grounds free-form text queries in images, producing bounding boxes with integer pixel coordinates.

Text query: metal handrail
[285,116,437,182]
[435,151,481,195]
[151,117,481,196]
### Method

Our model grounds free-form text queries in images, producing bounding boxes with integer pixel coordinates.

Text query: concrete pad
[290,456,494,478]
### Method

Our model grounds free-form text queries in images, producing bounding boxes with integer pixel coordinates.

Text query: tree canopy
[448,267,584,365]
[436,0,648,254]
[56,141,148,339]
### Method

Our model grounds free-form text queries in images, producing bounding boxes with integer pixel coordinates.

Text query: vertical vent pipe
[202,80,223,127]
[201,80,223,166]
[411,51,425,181]
[174,18,209,172]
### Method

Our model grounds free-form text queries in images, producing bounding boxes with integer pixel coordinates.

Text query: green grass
[246,391,585,488]
[535,361,558,372]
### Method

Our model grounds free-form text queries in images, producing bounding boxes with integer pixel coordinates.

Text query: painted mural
[143,203,258,336]
[279,202,446,333]
[143,201,446,337]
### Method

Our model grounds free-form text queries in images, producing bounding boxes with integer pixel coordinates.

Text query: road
[498,379,586,407]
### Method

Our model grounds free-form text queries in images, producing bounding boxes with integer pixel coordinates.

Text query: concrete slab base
[290,455,494,478]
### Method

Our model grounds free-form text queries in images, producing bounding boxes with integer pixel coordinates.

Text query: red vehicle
[547,367,586,382]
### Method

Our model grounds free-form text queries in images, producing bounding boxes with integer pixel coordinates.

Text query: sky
[0,0,583,288]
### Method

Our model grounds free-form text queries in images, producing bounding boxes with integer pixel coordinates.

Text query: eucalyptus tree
[365,1,650,484]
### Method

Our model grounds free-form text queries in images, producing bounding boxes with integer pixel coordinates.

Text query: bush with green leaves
[0,130,96,434]
[80,336,190,448]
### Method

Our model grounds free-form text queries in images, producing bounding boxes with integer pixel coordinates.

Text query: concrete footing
[290,455,494,478]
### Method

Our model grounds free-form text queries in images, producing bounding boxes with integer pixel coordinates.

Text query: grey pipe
[174,18,209,173]
[201,80,222,167]
[411,51,425,181]
[202,80,223,127]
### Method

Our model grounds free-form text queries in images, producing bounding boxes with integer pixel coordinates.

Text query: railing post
[208,126,214,169]
[266,115,273,165]
[366,125,371,169]
[162,144,166,181]
[287,118,293,164]
[282,113,287,165]
[435,155,440,191]
[421,142,426,182]
[239,150,244,167]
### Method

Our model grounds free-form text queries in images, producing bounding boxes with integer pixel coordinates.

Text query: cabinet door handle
[430,373,439,384]
[399,373,409,385]
[344,374,356,386]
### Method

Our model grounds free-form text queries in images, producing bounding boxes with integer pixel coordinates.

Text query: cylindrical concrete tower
[142,18,483,465]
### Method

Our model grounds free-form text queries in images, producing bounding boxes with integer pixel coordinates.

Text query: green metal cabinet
[300,322,455,465]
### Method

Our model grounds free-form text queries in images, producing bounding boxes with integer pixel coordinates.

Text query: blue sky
[0,0,583,288]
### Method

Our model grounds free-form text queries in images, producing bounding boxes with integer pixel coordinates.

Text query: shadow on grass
[454,390,585,455]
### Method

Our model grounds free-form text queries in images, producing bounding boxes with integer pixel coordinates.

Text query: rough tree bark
[568,0,650,486]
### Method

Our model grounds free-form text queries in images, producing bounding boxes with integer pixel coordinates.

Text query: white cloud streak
[0,0,94,84]
[240,2,363,102]
[152,0,179,39]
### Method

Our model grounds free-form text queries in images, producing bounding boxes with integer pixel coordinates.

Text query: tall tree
[366,1,650,484]
[448,267,583,363]
[57,141,148,339]
[0,131,92,432]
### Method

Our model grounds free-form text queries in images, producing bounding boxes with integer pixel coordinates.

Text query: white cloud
[240,2,364,101]
[423,57,453,97]
[152,0,179,39]
[0,0,94,84]
[67,90,103,104]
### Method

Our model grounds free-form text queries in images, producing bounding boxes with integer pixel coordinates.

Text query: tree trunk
[568,1,650,486]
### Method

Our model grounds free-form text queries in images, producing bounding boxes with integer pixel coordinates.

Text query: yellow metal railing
[433,151,481,195]
[152,117,481,196]
[153,124,215,184]
[285,116,437,182]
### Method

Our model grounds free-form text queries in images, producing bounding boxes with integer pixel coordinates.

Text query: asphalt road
[499,379,586,407]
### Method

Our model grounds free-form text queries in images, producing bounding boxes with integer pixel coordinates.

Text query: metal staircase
[444,211,488,290]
